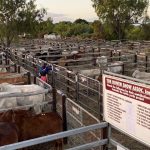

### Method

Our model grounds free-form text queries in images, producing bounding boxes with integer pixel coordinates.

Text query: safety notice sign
[103,74,150,146]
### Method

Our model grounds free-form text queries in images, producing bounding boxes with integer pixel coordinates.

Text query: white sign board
[103,74,150,146]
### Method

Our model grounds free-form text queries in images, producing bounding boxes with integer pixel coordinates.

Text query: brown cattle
[0,109,34,140]
[20,112,63,150]
[0,122,18,146]
[0,110,63,150]
[0,109,34,125]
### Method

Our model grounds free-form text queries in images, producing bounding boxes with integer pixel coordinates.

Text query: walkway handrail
[0,122,108,150]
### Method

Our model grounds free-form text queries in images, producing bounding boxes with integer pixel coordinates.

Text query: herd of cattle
[11,39,150,81]
[0,39,150,149]
[0,52,63,149]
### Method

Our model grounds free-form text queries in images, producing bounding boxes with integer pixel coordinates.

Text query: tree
[91,20,104,38]
[0,0,46,46]
[67,23,93,37]
[126,25,142,40]
[141,16,150,40]
[37,17,54,37]
[53,21,93,38]
[92,0,149,40]
[53,21,72,37]
[74,18,89,24]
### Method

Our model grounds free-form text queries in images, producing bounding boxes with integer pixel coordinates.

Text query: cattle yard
[0,39,150,150]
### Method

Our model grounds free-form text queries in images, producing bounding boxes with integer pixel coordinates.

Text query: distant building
[18,33,31,38]
[44,33,61,40]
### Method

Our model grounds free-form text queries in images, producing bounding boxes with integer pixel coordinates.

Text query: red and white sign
[103,74,150,146]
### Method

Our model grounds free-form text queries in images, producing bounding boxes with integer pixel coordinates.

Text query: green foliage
[68,23,93,36]
[92,0,149,40]
[36,17,54,38]
[0,0,149,43]
[141,23,150,40]
[53,21,93,38]
[126,26,142,40]
[0,0,46,46]
[141,16,150,40]
[53,21,71,37]
[102,23,116,40]
[74,18,89,24]
[91,20,104,39]
[125,22,150,40]
[17,1,46,35]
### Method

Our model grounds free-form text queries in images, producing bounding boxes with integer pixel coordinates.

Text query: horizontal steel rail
[78,82,99,93]
[78,91,98,104]
[0,122,108,150]
[67,139,108,150]
[104,71,150,85]
[55,79,76,91]
[0,64,15,68]
[67,98,100,123]
[110,139,129,150]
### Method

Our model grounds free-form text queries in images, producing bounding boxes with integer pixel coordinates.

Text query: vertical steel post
[75,74,79,102]
[134,54,137,68]
[101,126,108,150]
[119,52,121,61]
[145,55,148,72]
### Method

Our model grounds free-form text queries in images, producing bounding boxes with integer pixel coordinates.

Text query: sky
[36,0,98,23]
[36,0,150,23]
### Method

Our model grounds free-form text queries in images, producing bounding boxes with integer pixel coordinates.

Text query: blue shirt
[40,65,52,74]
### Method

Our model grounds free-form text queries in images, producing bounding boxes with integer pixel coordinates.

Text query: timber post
[62,94,68,144]
[17,65,21,73]
[134,54,137,68]
[52,88,57,112]
[14,64,17,73]
[27,72,31,84]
